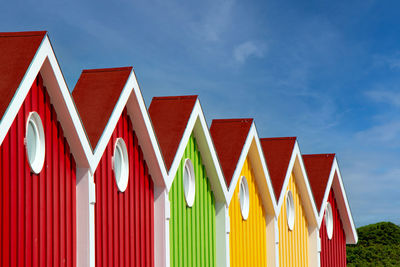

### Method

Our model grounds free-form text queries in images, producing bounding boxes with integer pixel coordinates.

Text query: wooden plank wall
[0,75,76,267]
[94,108,154,267]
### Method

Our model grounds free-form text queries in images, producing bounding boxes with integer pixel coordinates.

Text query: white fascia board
[42,37,92,168]
[89,71,134,172]
[252,128,279,216]
[88,69,168,187]
[276,144,297,211]
[327,158,358,244]
[226,123,254,203]
[276,141,318,226]
[226,123,278,216]
[0,38,45,146]
[317,160,337,226]
[125,70,168,188]
[0,35,92,168]
[165,99,198,190]
[166,100,228,203]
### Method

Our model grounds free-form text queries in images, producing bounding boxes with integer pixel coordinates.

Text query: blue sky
[2,0,399,226]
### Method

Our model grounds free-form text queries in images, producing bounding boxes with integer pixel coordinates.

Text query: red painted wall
[320,188,347,267]
[0,75,77,267]
[94,108,154,267]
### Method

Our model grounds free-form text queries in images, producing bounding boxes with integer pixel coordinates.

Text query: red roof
[302,154,335,211]
[0,31,46,119]
[148,95,197,170]
[210,118,253,187]
[260,137,296,202]
[72,67,132,149]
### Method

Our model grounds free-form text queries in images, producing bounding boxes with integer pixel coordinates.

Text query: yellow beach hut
[210,119,278,267]
[260,137,319,267]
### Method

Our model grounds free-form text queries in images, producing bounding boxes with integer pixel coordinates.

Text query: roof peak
[260,136,297,141]
[0,30,47,119]
[148,94,198,170]
[302,153,336,211]
[72,66,133,149]
[212,118,253,124]
[152,95,198,101]
[303,153,335,158]
[260,137,297,202]
[0,31,47,38]
[82,67,133,74]
[210,117,254,186]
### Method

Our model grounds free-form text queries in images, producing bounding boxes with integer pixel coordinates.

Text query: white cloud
[355,120,400,145]
[233,41,266,64]
[365,89,400,108]
[193,0,235,42]
[373,51,400,70]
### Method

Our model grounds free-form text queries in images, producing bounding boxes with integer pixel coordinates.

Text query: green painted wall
[169,135,217,267]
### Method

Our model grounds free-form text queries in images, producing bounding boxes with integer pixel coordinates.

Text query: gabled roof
[148,95,197,170]
[72,67,168,187]
[0,31,46,119]
[149,95,228,202]
[210,118,277,215]
[210,118,253,187]
[302,154,335,211]
[260,137,296,202]
[303,154,358,244]
[72,67,132,149]
[260,137,318,226]
[0,31,92,167]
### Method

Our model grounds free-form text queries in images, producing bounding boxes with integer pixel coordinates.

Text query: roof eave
[166,99,229,204]
[227,122,278,215]
[0,34,92,168]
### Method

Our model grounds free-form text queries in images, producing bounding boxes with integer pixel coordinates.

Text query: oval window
[113,138,129,192]
[286,190,295,230]
[239,176,250,220]
[25,112,45,174]
[325,202,333,239]
[183,158,195,207]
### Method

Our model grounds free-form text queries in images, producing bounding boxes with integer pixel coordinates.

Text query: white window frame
[112,138,129,192]
[183,158,195,207]
[286,190,295,231]
[25,112,45,174]
[239,176,250,220]
[325,202,334,239]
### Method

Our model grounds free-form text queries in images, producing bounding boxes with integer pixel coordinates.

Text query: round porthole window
[25,112,45,174]
[183,158,195,207]
[286,190,295,230]
[239,176,250,220]
[325,202,333,239]
[113,138,129,192]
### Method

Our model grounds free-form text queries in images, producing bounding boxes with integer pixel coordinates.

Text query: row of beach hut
[0,31,357,267]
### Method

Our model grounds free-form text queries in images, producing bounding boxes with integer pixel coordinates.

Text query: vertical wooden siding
[169,135,216,267]
[320,189,346,267]
[229,157,267,267]
[278,173,309,267]
[94,108,154,267]
[0,75,77,267]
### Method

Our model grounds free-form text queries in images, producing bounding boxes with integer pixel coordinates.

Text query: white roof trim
[318,157,358,244]
[88,69,168,188]
[166,99,228,203]
[276,141,319,226]
[89,71,134,170]
[0,34,92,167]
[225,122,278,216]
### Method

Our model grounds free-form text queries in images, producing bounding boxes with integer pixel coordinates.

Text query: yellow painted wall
[278,172,309,267]
[229,157,267,267]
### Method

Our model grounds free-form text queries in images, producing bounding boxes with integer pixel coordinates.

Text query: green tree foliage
[347,222,400,266]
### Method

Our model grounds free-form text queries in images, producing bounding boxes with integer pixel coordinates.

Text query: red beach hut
[72,67,167,267]
[303,154,358,267]
[0,31,92,267]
